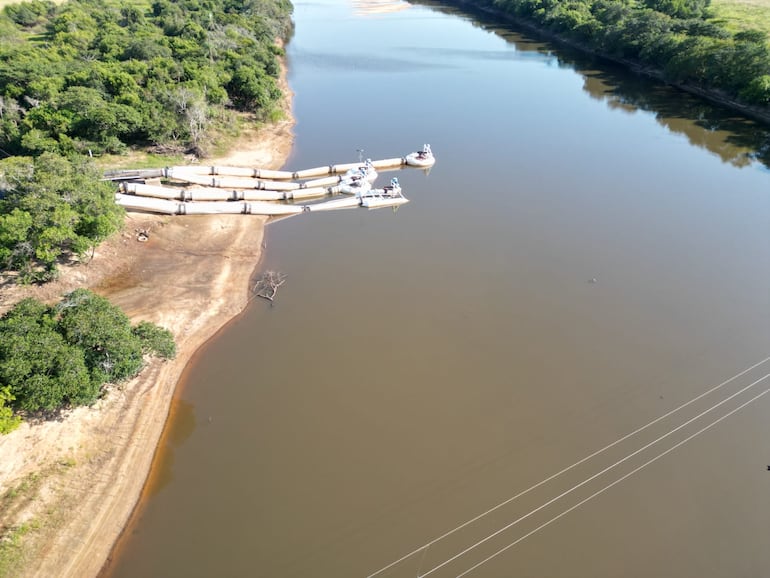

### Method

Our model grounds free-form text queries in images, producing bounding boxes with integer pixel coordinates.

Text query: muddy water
[104,1,770,577]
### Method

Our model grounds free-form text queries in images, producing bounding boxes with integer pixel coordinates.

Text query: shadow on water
[409,0,770,171]
[141,398,196,498]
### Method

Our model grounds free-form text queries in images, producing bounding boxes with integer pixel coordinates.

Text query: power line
[419,372,770,576]
[366,355,770,578]
[456,384,770,577]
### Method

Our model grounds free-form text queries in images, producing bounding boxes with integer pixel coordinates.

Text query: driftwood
[252,270,286,303]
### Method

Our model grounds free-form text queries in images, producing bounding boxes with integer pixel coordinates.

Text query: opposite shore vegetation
[0,0,768,576]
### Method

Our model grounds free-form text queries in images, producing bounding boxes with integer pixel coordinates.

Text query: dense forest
[0,152,123,282]
[453,0,770,110]
[0,289,176,433]
[0,0,293,433]
[0,0,293,157]
[0,0,292,281]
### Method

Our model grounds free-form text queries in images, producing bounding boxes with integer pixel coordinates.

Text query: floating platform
[112,146,434,216]
[106,146,435,183]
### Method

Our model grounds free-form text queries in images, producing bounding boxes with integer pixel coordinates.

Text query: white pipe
[242,201,306,215]
[303,175,341,188]
[116,193,180,214]
[292,166,332,179]
[288,187,332,200]
[183,201,244,215]
[241,190,286,201]
[370,157,405,169]
[329,162,361,173]
[255,168,296,180]
[121,182,177,198]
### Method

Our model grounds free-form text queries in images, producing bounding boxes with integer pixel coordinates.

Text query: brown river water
[103,1,770,576]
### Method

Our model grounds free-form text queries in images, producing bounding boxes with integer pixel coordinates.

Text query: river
[102,1,770,576]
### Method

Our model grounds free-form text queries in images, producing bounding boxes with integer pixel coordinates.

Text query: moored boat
[357,177,409,209]
[305,197,363,211]
[404,143,435,167]
[361,196,409,209]
[342,158,378,183]
[339,177,373,195]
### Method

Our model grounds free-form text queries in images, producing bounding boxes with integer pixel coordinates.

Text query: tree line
[460,0,770,108]
[0,0,293,158]
[1,0,293,433]
[0,0,292,281]
[0,289,176,434]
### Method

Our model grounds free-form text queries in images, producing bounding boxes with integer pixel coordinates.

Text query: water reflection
[142,398,196,498]
[289,49,449,72]
[574,67,768,169]
[352,0,411,16]
[409,0,770,170]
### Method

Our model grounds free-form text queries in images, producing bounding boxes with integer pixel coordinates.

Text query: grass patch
[0,521,37,578]
[710,0,770,39]
[0,472,44,578]
[95,150,188,171]
[0,473,41,512]
[0,459,79,578]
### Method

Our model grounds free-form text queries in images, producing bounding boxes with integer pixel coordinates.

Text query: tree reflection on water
[410,0,770,171]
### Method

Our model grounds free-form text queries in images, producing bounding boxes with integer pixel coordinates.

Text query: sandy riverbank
[0,72,295,578]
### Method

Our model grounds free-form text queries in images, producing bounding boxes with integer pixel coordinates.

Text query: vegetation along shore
[433,0,770,125]
[0,0,294,576]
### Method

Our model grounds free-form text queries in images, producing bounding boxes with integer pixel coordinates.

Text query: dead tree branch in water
[252,270,286,303]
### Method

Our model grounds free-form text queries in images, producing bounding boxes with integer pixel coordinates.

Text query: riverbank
[444,0,770,127]
[0,65,294,578]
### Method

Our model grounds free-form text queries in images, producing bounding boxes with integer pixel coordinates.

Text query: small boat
[357,177,409,209]
[404,144,435,167]
[342,158,378,183]
[339,176,373,195]
[338,158,377,194]
[305,197,362,212]
[361,195,409,209]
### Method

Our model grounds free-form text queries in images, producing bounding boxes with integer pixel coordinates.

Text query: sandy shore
[0,71,294,577]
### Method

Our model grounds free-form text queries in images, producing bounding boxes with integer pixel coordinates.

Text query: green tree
[133,320,176,359]
[0,208,34,270]
[741,74,770,105]
[0,0,292,155]
[0,153,123,280]
[643,0,710,19]
[3,0,55,28]
[56,289,144,385]
[481,0,770,110]
[0,386,21,434]
[0,291,177,419]
[0,298,93,412]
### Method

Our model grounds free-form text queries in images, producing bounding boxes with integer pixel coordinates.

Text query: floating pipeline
[113,146,433,215]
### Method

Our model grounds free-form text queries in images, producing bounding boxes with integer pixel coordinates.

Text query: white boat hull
[361,197,410,209]
[404,152,435,167]
[306,197,362,211]
[405,144,435,167]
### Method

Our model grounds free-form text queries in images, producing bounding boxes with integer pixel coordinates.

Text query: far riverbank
[439,0,770,127]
